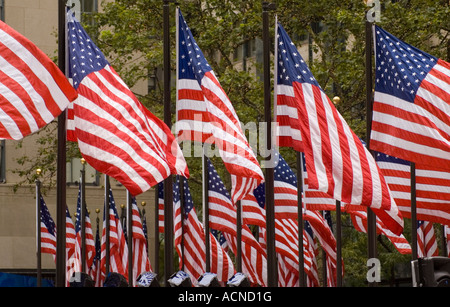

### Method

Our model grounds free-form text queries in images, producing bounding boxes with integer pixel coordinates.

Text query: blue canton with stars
[40,196,56,236]
[178,10,212,85]
[206,158,232,201]
[67,10,109,89]
[277,23,319,88]
[174,176,195,218]
[374,25,437,104]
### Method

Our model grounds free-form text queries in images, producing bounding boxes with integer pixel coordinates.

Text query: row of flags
[0,4,448,286]
[38,184,150,287]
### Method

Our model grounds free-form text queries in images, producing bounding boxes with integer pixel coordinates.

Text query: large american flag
[0,20,77,140]
[417,220,439,258]
[370,25,450,171]
[175,9,263,203]
[74,184,96,272]
[206,158,267,286]
[100,188,128,282]
[173,176,234,284]
[39,195,57,257]
[66,10,188,196]
[275,23,403,235]
[375,152,450,225]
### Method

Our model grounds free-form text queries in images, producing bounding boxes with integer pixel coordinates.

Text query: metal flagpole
[263,1,277,287]
[202,154,211,272]
[154,186,160,277]
[127,190,133,285]
[105,175,111,276]
[365,8,377,286]
[411,164,417,260]
[163,0,174,286]
[35,169,42,287]
[56,0,67,287]
[297,153,305,287]
[335,200,342,287]
[80,158,86,273]
[236,200,242,272]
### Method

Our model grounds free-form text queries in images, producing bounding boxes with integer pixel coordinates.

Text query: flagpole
[35,169,42,287]
[411,163,417,260]
[365,17,377,287]
[154,186,160,278]
[56,0,67,287]
[297,152,305,287]
[127,190,133,285]
[163,0,174,286]
[180,175,186,271]
[105,175,111,276]
[236,200,242,272]
[202,153,211,272]
[335,200,342,287]
[80,158,86,273]
[263,1,277,287]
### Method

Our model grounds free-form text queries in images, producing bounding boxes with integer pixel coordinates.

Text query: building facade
[0,0,157,282]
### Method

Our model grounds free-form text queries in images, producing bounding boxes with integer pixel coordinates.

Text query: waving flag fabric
[176,9,263,203]
[74,185,96,272]
[206,158,267,286]
[275,23,403,235]
[417,220,439,258]
[173,176,234,284]
[375,152,450,225]
[130,197,151,286]
[100,189,128,281]
[39,195,57,257]
[0,20,77,140]
[66,10,188,196]
[370,25,450,170]
[65,207,78,285]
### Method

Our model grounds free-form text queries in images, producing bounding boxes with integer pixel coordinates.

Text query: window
[67,158,100,186]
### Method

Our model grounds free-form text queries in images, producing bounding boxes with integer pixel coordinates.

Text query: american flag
[130,197,151,286]
[74,184,96,272]
[375,152,450,225]
[100,188,128,282]
[39,195,57,257]
[88,217,102,287]
[275,23,403,235]
[417,220,439,258]
[206,158,267,286]
[370,25,450,171]
[0,20,77,140]
[157,182,164,234]
[175,9,263,204]
[66,9,188,196]
[65,207,78,285]
[349,208,411,255]
[173,176,234,284]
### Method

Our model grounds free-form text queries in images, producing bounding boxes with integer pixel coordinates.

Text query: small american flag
[39,195,57,257]
[176,9,263,204]
[88,219,102,287]
[0,20,77,140]
[417,220,438,258]
[66,9,188,196]
[65,207,78,285]
[100,188,128,281]
[349,208,411,255]
[173,176,234,284]
[370,25,450,171]
[275,23,403,235]
[130,197,151,286]
[206,158,267,286]
[74,184,96,272]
